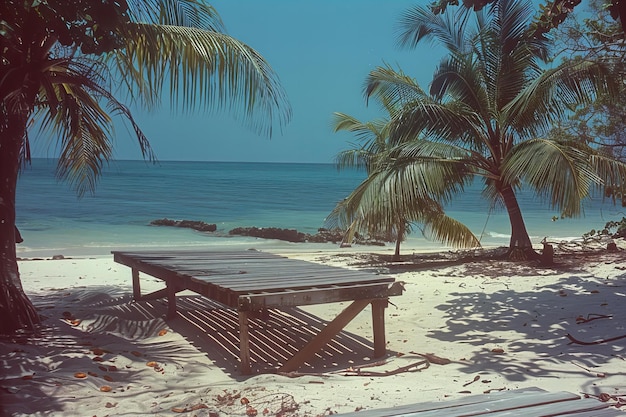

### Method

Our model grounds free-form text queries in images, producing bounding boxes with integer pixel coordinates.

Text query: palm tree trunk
[0,113,40,334]
[392,220,403,261]
[393,236,401,261]
[499,184,538,260]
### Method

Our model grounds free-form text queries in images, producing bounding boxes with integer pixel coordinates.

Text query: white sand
[1,244,626,416]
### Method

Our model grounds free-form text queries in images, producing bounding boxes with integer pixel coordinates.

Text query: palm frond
[504,59,619,137]
[34,58,155,196]
[421,211,481,248]
[502,138,602,217]
[396,4,470,54]
[364,65,427,109]
[113,23,291,137]
[127,0,224,30]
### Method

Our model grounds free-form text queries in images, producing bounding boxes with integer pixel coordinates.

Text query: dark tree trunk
[0,113,40,334]
[392,220,403,262]
[500,184,539,260]
[393,236,401,261]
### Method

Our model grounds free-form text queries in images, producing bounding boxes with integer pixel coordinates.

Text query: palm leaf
[502,139,601,217]
[111,23,291,137]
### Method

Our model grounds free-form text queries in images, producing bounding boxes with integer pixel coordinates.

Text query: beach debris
[484,387,507,394]
[412,352,452,365]
[61,311,80,326]
[575,313,612,324]
[91,347,105,356]
[171,403,209,413]
[566,333,626,346]
[463,375,480,387]
[572,361,607,378]
[280,357,429,377]
[583,392,626,407]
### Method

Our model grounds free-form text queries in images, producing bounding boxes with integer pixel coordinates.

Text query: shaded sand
[2,245,626,416]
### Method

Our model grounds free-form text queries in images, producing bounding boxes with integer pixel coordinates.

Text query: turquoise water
[15,159,624,256]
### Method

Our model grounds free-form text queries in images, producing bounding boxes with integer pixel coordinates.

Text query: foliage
[0,0,291,334]
[362,0,626,259]
[327,101,480,259]
[583,217,626,238]
[545,0,626,204]
[428,0,626,36]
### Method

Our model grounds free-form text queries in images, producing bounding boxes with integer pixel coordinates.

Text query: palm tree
[0,0,291,334]
[362,0,626,260]
[326,101,480,261]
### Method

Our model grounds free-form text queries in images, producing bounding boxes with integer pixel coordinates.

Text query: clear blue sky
[109,1,445,163]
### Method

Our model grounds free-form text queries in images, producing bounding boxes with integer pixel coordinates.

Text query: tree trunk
[392,220,403,262]
[393,236,401,261]
[499,184,539,260]
[0,113,40,334]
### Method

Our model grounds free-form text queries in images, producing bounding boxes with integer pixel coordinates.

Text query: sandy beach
[2,242,626,416]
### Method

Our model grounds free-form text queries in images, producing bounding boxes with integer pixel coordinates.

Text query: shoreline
[3,242,626,416]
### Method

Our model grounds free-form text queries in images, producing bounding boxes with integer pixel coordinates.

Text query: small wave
[487,232,511,239]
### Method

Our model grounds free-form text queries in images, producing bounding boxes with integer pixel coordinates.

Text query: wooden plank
[132,268,141,300]
[238,311,251,375]
[367,393,595,417]
[371,299,387,358]
[238,282,402,310]
[115,250,394,294]
[166,278,178,319]
[278,299,371,372]
[480,398,614,416]
[556,408,624,416]
[332,389,576,417]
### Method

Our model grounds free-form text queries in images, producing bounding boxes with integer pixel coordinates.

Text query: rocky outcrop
[150,218,217,232]
[229,227,307,242]
[229,227,387,246]
[149,219,388,246]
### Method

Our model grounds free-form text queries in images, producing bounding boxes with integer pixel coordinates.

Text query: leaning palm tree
[0,0,291,334]
[363,0,626,260]
[326,102,480,261]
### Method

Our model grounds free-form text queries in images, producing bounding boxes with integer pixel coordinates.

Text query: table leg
[371,299,388,358]
[166,279,177,319]
[132,268,141,300]
[238,311,251,375]
[279,299,370,373]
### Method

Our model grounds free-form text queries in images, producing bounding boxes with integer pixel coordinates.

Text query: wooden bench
[334,388,623,416]
[112,250,403,374]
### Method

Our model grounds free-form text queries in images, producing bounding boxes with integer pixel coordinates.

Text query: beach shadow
[93,294,388,378]
[1,287,210,416]
[3,285,391,380]
[424,270,626,395]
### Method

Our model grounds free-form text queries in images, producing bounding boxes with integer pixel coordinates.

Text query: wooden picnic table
[112,250,403,374]
[334,387,624,416]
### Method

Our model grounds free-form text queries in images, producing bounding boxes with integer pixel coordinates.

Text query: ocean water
[15,159,624,257]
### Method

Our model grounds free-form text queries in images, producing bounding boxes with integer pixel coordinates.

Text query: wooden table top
[112,250,400,309]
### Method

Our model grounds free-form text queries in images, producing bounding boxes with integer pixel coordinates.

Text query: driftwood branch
[566,333,626,345]
[278,359,429,378]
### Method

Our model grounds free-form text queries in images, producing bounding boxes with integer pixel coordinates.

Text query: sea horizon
[15,158,624,258]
